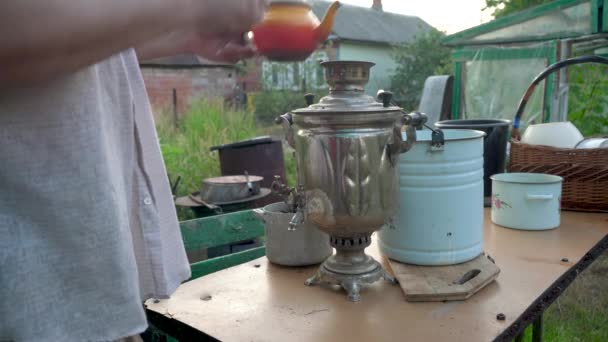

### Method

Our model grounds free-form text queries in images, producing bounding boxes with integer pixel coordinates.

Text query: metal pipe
[512,55,608,138]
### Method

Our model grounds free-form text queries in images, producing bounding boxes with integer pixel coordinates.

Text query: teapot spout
[314,1,341,43]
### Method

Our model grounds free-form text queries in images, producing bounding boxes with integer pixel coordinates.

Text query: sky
[339,0,495,34]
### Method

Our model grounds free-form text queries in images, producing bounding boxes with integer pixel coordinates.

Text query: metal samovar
[276,61,426,301]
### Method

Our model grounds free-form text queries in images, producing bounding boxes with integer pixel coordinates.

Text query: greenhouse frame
[443,0,608,128]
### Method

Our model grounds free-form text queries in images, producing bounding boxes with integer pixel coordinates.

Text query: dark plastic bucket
[435,119,511,198]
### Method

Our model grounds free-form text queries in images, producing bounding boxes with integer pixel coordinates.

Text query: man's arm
[0,0,264,87]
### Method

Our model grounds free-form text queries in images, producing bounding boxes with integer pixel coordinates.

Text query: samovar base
[304,233,397,302]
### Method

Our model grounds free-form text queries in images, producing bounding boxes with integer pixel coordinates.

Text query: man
[0,1,267,341]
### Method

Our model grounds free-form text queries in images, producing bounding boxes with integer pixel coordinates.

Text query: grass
[157,100,258,196]
[156,101,607,341]
[516,252,608,341]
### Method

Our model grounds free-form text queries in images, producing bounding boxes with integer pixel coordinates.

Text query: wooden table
[146,209,608,342]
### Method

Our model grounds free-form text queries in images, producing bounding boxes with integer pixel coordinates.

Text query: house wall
[238,57,264,92]
[337,41,397,95]
[141,67,236,119]
[255,43,338,92]
[235,40,397,98]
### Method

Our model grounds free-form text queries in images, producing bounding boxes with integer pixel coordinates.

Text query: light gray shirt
[0,49,191,342]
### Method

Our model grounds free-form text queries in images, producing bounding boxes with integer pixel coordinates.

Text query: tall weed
[157,100,260,197]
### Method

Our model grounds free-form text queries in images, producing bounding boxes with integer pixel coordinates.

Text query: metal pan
[200,174,263,203]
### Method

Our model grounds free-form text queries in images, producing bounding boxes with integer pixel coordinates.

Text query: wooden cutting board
[388,254,500,302]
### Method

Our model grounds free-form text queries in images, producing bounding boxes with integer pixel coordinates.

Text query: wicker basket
[508,140,608,212]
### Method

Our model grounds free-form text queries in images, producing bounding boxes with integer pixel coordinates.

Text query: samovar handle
[274,113,296,149]
[397,112,427,153]
[377,90,427,154]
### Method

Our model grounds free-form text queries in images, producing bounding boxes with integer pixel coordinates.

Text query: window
[312,51,329,88]
[293,63,301,89]
[271,64,279,87]
[315,62,326,87]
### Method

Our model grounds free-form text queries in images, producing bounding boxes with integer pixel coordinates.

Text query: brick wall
[141,66,236,119]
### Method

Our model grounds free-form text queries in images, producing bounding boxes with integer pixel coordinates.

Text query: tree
[390,29,452,110]
[484,0,553,18]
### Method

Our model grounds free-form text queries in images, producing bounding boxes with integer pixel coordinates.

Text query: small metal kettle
[250,0,341,61]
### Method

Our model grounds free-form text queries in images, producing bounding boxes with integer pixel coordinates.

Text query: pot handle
[253,208,266,223]
[274,113,296,149]
[526,193,554,201]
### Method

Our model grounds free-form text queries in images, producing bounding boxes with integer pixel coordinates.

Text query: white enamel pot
[490,173,563,230]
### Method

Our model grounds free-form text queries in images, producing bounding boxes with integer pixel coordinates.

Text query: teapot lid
[293,61,401,114]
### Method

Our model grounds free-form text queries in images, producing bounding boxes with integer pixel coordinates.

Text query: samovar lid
[293,60,401,114]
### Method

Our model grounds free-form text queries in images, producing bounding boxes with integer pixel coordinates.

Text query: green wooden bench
[144,209,266,342]
[180,209,266,280]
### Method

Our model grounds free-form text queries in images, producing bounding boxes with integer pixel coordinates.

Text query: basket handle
[512,55,608,140]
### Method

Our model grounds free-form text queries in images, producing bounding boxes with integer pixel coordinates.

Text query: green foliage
[542,253,608,341]
[156,100,297,221]
[567,64,608,136]
[252,90,308,124]
[390,29,453,110]
[484,0,553,18]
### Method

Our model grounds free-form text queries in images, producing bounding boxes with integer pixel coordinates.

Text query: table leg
[532,314,543,342]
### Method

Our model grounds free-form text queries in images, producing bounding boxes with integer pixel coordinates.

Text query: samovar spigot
[270,176,305,231]
[288,185,306,230]
[288,208,304,231]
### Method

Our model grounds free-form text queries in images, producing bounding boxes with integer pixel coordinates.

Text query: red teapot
[250,0,341,61]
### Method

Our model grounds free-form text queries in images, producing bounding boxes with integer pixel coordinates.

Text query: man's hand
[191,0,267,36]
[138,0,267,63]
[193,0,268,63]
[190,35,256,63]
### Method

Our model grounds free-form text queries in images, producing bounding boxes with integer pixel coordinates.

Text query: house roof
[140,54,233,67]
[311,0,433,45]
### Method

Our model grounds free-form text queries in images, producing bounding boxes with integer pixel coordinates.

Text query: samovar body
[277,61,425,301]
[294,120,399,235]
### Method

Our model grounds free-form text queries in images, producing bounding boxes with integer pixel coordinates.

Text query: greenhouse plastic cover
[460,43,553,128]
